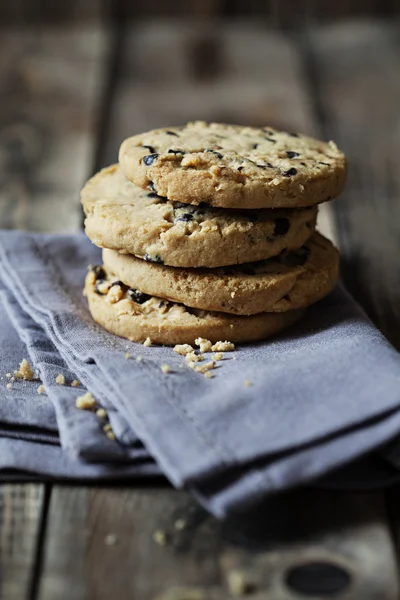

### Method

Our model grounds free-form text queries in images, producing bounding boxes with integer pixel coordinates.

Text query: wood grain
[306,21,400,348]
[0,484,45,600]
[0,25,110,232]
[37,487,399,600]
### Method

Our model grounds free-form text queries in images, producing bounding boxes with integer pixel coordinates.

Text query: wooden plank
[0,22,111,599]
[37,487,398,600]
[37,20,398,599]
[305,20,400,347]
[305,17,400,579]
[0,484,46,600]
[0,24,110,232]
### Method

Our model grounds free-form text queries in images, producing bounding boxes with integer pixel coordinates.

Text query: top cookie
[119,121,347,210]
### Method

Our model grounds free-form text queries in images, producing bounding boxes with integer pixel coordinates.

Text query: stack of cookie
[82,122,346,345]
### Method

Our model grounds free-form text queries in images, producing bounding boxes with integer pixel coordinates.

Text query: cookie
[119,121,347,210]
[103,232,338,316]
[81,165,317,268]
[84,267,304,345]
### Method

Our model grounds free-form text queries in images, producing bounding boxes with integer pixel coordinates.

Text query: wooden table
[1,16,400,599]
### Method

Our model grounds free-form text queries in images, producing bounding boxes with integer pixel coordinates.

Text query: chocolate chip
[127,288,151,304]
[90,265,106,280]
[168,149,185,155]
[175,213,193,223]
[300,162,306,166]
[144,253,164,264]
[205,149,223,159]
[286,151,300,158]
[142,145,155,153]
[289,132,299,137]
[274,218,290,236]
[109,280,124,288]
[158,301,166,308]
[147,192,159,198]
[149,181,158,193]
[257,164,266,169]
[165,131,179,136]
[95,280,108,295]
[318,161,330,166]
[252,143,258,149]
[237,166,244,171]
[282,167,297,177]
[264,136,276,143]
[143,154,159,166]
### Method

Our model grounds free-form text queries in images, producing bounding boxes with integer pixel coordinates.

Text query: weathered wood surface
[37,487,398,600]
[1,17,400,600]
[0,25,110,232]
[0,485,45,600]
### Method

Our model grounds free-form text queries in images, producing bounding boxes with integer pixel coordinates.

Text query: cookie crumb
[136,355,143,362]
[173,344,193,356]
[6,373,11,379]
[194,338,212,353]
[211,341,235,352]
[103,423,112,432]
[96,408,107,419]
[204,371,214,379]
[153,529,168,546]
[230,291,236,298]
[37,384,46,395]
[185,352,204,363]
[194,361,215,374]
[143,337,152,347]
[174,518,187,531]
[161,364,171,374]
[227,570,255,596]
[106,284,124,304]
[178,364,185,369]
[15,359,35,380]
[55,373,65,385]
[6,382,12,390]
[244,380,253,387]
[71,380,80,388]
[106,430,116,441]
[124,352,132,359]
[75,392,96,410]
[104,533,118,546]
[212,352,224,361]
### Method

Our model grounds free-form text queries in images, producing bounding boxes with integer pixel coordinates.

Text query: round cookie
[85,266,304,346]
[119,121,347,210]
[81,165,317,268]
[103,232,338,316]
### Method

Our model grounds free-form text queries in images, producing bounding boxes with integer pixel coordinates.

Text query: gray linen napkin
[2,230,400,516]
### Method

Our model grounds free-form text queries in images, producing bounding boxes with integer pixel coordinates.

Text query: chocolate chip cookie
[103,232,338,316]
[85,266,303,345]
[119,121,347,210]
[82,165,317,268]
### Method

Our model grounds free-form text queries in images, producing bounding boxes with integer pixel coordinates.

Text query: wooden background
[1,2,400,598]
